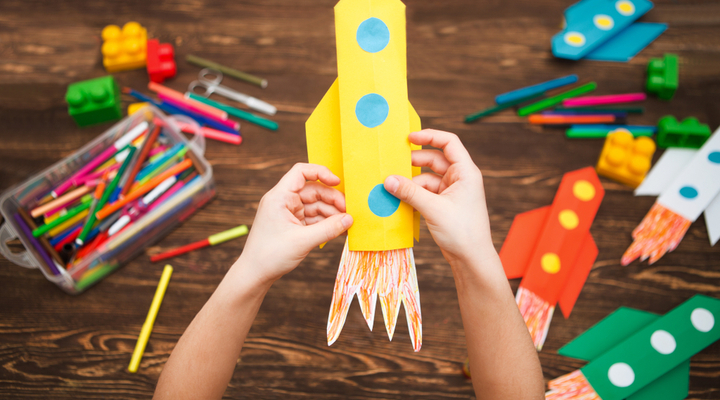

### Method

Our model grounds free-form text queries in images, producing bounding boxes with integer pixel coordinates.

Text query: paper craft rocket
[552,0,667,62]
[623,127,720,265]
[306,0,423,351]
[545,295,720,400]
[500,167,605,350]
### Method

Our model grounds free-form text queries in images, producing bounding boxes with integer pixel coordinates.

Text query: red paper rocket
[499,167,604,350]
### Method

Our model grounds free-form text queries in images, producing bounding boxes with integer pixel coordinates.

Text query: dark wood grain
[1,0,719,399]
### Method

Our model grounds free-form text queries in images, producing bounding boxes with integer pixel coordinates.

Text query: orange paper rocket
[499,167,604,350]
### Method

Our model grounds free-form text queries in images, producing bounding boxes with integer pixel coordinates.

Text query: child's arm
[153,163,353,400]
[384,129,545,400]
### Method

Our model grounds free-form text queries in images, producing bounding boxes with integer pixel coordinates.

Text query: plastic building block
[657,116,711,149]
[596,129,656,188]
[647,54,678,100]
[65,76,122,127]
[146,39,176,83]
[101,22,147,73]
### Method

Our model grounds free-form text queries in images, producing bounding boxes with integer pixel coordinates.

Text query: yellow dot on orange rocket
[559,209,579,230]
[541,253,561,274]
[573,180,596,201]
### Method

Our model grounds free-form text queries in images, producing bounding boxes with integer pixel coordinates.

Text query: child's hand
[384,129,494,267]
[236,163,353,286]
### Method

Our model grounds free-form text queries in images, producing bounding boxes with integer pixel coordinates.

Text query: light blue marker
[495,75,578,105]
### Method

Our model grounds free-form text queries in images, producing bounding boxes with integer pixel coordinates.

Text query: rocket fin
[306,78,344,193]
[499,206,551,279]
[558,307,659,361]
[558,233,598,318]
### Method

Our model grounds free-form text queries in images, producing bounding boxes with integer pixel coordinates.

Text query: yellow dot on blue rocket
[368,183,400,217]
[679,186,698,199]
[357,17,390,53]
[356,93,389,128]
[708,151,720,164]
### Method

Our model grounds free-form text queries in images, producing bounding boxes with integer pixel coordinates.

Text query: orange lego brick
[596,128,656,188]
[101,22,147,73]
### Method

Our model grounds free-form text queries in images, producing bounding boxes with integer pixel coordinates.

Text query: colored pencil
[31,185,93,218]
[518,82,597,117]
[464,93,543,123]
[176,121,242,145]
[186,92,278,131]
[150,225,248,262]
[128,264,173,373]
[148,82,228,120]
[121,126,161,197]
[96,159,193,220]
[563,92,646,107]
[528,114,616,125]
[186,54,268,88]
[52,122,148,198]
[495,75,578,105]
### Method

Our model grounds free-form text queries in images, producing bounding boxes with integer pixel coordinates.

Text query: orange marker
[95,159,193,220]
[528,114,616,125]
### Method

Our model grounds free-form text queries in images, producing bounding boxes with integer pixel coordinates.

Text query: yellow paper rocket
[306,0,423,351]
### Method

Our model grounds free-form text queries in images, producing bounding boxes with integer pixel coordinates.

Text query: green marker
[136,147,188,187]
[518,82,597,116]
[464,93,543,123]
[76,146,136,245]
[32,199,93,237]
[186,92,279,131]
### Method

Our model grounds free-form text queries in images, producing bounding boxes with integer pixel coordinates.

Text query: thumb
[302,213,354,248]
[384,175,434,216]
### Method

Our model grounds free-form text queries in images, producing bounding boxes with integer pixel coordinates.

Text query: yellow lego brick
[102,22,147,73]
[596,129,656,188]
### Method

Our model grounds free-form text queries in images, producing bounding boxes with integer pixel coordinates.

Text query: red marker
[150,225,248,262]
[499,167,604,350]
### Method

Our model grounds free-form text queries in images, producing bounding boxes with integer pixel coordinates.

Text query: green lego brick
[657,115,711,149]
[65,76,122,127]
[646,53,678,101]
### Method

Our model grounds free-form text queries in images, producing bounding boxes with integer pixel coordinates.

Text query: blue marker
[495,75,578,105]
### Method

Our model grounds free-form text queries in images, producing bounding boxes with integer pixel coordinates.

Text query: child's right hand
[384,129,496,267]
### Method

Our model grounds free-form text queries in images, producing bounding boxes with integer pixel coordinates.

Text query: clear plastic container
[0,106,215,294]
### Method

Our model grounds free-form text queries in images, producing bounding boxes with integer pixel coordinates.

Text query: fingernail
[385,176,399,193]
[341,214,353,229]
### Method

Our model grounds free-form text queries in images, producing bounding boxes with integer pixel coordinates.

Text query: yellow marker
[128,264,173,373]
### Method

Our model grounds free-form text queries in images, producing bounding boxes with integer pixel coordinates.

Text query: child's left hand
[234,163,353,287]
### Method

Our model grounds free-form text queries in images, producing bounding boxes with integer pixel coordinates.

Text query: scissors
[188,68,277,116]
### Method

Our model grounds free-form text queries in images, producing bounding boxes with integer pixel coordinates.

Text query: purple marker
[14,213,60,275]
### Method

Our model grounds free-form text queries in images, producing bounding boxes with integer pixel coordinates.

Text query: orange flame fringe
[327,239,422,351]
[621,202,691,266]
[545,370,601,400]
[516,287,554,351]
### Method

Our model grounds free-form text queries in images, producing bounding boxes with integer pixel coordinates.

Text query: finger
[301,213,353,247]
[304,215,327,225]
[408,130,473,165]
[384,175,436,216]
[412,149,450,175]
[304,201,342,219]
[413,173,442,194]
[298,182,346,212]
[276,163,341,193]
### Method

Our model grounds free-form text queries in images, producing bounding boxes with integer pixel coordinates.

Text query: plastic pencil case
[0,106,215,294]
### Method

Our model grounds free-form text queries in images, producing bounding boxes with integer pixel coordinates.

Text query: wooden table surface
[1,0,719,398]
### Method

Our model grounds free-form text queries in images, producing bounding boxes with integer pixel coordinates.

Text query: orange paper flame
[545,370,601,400]
[516,287,554,351]
[327,239,422,351]
[621,202,691,266]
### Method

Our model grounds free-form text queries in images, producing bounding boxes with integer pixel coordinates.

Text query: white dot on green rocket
[368,183,400,217]
[356,17,390,53]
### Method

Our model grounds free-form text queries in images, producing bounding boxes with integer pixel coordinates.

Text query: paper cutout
[584,23,667,62]
[634,148,697,196]
[552,0,657,62]
[547,295,720,400]
[624,128,720,264]
[500,167,604,350]
[306,0,422,351]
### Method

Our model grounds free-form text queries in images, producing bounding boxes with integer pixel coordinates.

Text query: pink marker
[71,163,121,187]
[157,94,239,131]
[52,121,149,198]
[563,93,646,107]
[148,145,167,158]
[175,122,242,145]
